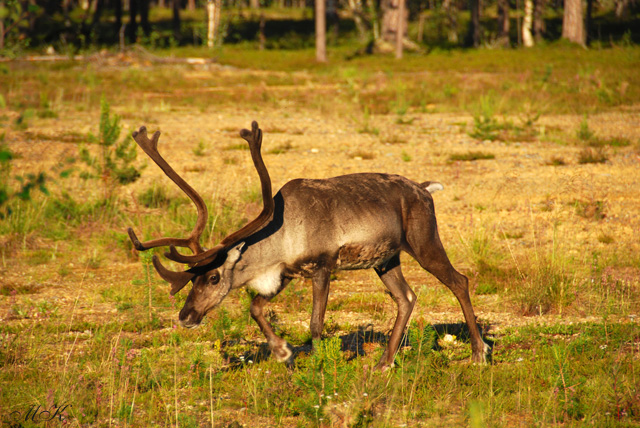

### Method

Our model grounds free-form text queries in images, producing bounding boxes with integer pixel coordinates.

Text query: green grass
[2,302,638,427]
[2,46,639,118]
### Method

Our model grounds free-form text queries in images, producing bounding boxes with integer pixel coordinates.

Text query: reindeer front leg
[250,294,292,363]
[374,255,416,370]
[310,269,331,342]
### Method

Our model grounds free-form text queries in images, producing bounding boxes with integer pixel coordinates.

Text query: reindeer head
[176,242,244,327]
[127,122,273,327]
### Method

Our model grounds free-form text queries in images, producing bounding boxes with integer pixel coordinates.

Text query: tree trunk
[188,0,196,11]
[207,0,216,48]
[533,0,546,41]
[216,0,221,37]
[395,0,404,58]
[63,0,71,16]
[114,0,122,30]
[128,0,138,43]
[381,0,408,43]
[172,0,181,41]
[315,0,327,62]
[467,0,481,47]
[0,1,4,50]
[585,0,593,45]
[140,0,150,36]
[562,0,585,45]
[250,0,260,8]
[346,0,369,41]
[497,0,509,46]
[442,0,458,43]
[615,0,630,19]
[92,0,105,28]
[327,0,339,42]
[369,0,380,39]
[523,0,534,46]
[259,12,266,50]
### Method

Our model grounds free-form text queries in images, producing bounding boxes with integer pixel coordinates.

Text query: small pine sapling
[80,96,142,200]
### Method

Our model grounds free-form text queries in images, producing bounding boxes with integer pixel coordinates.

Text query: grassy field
[1,45,640,427]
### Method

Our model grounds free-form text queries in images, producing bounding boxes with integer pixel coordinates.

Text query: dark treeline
[0,0,638,55]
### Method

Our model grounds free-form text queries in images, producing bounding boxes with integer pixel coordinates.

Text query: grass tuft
[267,141,295,154]
[349,150,375,160]
[578,147,608,164]
[573,199,606,220]
[448,151,495,162]
[547,156,566,166]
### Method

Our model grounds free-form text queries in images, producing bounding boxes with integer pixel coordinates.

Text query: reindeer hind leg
[406,209,490,363]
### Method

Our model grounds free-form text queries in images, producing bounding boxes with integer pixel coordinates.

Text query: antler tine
[151,255,195,295]
[219,120,273,246]
[128,126,208,255]
[164,121,275,266]
[165,243,225,263]
[127,228,200,253]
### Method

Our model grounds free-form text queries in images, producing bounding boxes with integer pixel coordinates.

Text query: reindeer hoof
[374,358,394,372]
[471,341,492,364]
[271,341,292,363]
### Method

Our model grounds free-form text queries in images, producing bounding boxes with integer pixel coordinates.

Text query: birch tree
[381,0,408,44]
[523,0,534,46]
[395,0,405,58]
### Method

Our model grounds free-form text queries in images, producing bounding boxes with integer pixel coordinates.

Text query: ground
[1,55,639,427]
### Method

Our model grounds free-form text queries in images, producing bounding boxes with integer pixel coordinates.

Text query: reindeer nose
[179,318,200,329]
[178,313,202,329]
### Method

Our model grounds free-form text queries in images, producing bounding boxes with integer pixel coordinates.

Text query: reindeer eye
[208,272,220,285]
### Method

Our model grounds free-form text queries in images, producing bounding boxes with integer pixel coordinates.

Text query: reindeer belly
[335,241,397,270]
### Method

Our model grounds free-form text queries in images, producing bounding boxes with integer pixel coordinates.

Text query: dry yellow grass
[4,103,639,328]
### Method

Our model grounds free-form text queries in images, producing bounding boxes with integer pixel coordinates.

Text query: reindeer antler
[127,126,207,255]
[164,121,274,265]
[128,121,274,295]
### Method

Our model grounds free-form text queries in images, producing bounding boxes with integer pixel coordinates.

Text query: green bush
[80,96,142,199]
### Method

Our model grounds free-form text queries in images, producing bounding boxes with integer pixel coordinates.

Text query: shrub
[0,143,48,219]
[79,96,142,199]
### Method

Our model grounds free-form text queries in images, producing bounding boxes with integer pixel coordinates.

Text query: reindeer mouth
[178,310,205,329]
[179,319,202,329]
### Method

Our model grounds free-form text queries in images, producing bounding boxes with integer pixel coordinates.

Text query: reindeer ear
[225,242,245,267]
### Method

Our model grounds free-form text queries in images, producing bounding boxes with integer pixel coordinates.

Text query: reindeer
[127,121,490,369]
